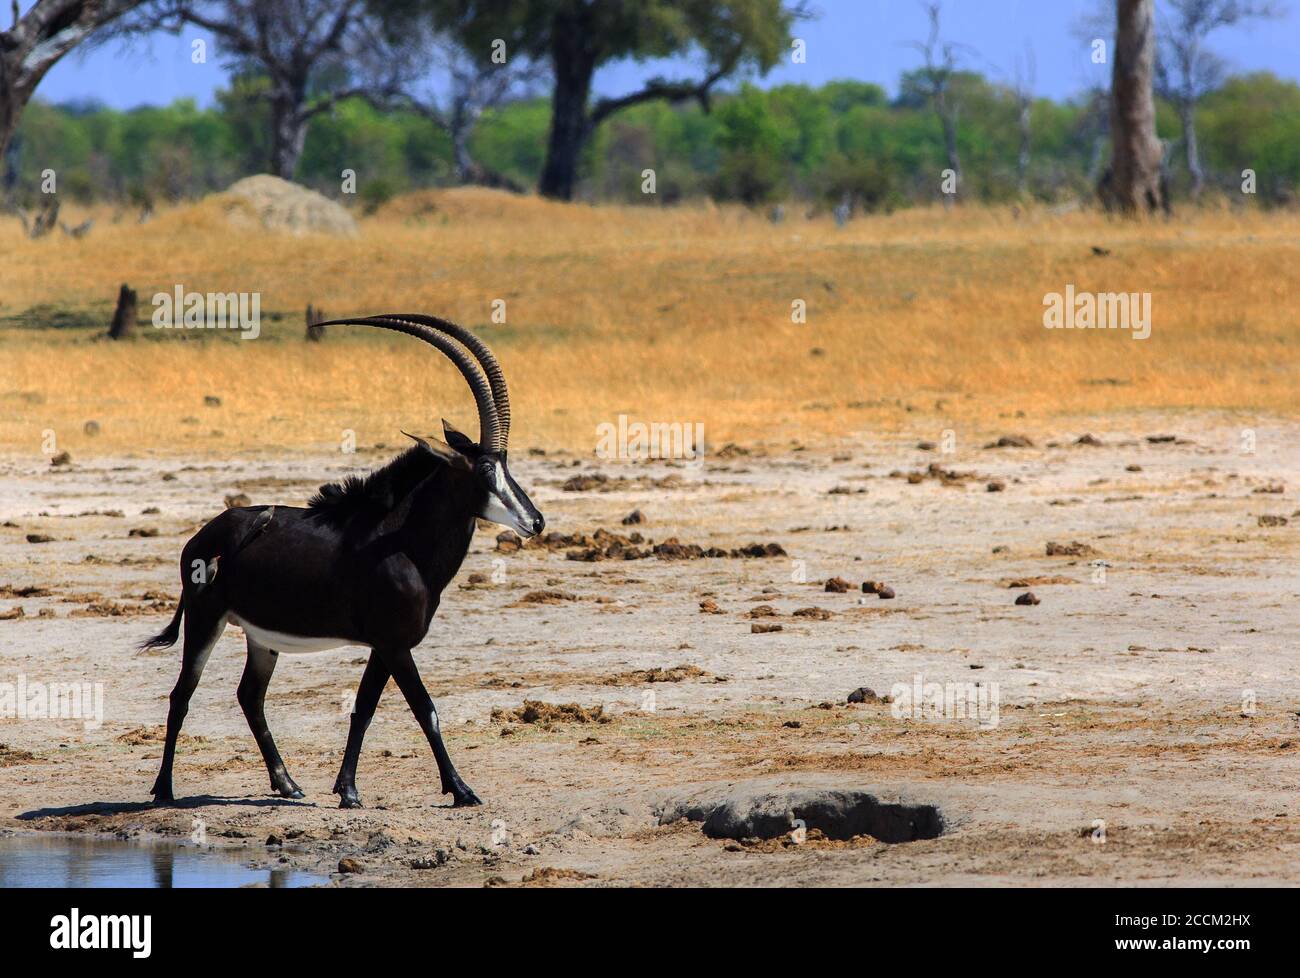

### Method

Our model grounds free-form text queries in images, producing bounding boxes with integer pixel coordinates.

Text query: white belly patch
[229,615,361,655]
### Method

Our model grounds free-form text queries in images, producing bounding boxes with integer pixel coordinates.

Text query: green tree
[408,0,804,200]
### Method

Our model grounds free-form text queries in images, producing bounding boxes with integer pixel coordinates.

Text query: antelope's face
[476,452,545,538]
[432,421,544,538]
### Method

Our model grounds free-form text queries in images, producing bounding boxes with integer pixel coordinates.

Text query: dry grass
[1,188,1296,457]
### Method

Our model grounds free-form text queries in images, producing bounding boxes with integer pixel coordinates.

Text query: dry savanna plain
[0,189,1297,886]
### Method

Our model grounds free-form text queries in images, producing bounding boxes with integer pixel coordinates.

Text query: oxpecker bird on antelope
[138,314,544,809]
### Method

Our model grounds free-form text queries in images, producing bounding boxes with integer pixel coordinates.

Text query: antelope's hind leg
[238,640,303,799]
[333,650,390,809]
[151,609,224,804]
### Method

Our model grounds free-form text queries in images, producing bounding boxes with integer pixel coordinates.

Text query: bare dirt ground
[1,413,1298,887]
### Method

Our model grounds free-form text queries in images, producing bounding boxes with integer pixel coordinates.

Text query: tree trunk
[449,102,482,185]
[1106,0,1165,214]
[1181,101,1204,199]
[0,47,39,165]
[0,91,23,176]
[538,19,597,201]
[269,86,309,181]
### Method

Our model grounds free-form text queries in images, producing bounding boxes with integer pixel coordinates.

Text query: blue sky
[33,0,1300,110]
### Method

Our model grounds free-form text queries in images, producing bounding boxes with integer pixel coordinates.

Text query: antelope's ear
[403,431,473,471]
[441,419,481,456]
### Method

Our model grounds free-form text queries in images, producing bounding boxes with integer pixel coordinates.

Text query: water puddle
[0,833,328,888]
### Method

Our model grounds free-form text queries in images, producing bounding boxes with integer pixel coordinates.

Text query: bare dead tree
[382,34,546,189]
[1156,0,1283,198]
[1013,46,1036,196]
[7,194,60,237]
[0,0,145,164]
[1105,0,1167,214]
[115,0,410,180]
[908,2,974,198]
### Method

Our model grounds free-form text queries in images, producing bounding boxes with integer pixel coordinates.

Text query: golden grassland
[1,188,1296,458]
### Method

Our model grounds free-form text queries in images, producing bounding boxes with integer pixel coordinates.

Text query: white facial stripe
[481,459,536,534]
[493,461,526,513]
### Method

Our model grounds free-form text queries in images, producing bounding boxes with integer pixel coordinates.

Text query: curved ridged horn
[311,315,500,452]
[363,313,511,452]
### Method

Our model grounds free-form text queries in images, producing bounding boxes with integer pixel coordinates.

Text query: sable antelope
[140,314,543,808]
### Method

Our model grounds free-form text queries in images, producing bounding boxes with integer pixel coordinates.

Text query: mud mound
[520,866,597,886]
[604,665,708,685]
[0,744,38,767]
[491,701,608,725]
[116,726,206,747]
[220,175,357,237]
[496,527,785,562]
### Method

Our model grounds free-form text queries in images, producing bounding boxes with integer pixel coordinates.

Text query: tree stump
[107,284,137,340]
[306,303,326,342]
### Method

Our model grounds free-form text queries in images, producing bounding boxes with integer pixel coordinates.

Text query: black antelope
[140,314,544,808]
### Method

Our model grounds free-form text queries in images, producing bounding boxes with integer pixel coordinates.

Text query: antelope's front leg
[379,646,482,806]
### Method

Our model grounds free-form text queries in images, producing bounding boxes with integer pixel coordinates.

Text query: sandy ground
[1,413,1298,887]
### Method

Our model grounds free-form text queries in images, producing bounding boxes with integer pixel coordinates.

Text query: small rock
[26,534,53,544]
[1015,592,1040,606]
[751,623,783,634]
[1126,464,1142,472]
[204,395,222,407]
[1075,433,1103,446]
[875,586,895,599]
[916,441,936,451]
[983,435,1034,449]
[847,687,878,704]
[986,480,1005,492]
[824,577,851,593]
[523,843,540,856]
[83,421,101,436]
[337,857,364,874]
[265,834,283,847]
[224,493,251,509]
[699,598,723,614]
[621,509,644,525]
[1258,515,1288,527]
[792,606,831,620]
[782,720,802,729]
[128,527,159,538]
[50,451,72,467]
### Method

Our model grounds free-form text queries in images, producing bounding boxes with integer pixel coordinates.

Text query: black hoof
[152,791,175,806]
[451,787,483,807]
[337,793,363,809]
[278,786,305,799]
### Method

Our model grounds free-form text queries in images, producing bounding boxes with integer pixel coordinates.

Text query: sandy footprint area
[1,413,1297,886]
